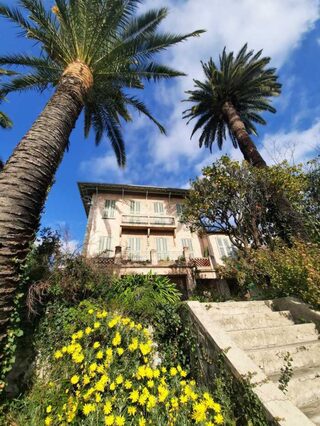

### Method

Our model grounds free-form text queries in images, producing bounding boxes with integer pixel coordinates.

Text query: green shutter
[99,236,112,256]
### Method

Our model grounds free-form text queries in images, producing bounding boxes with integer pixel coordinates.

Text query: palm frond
[184,43,281,153]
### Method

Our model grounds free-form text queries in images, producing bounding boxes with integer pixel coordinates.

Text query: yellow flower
[105,415,114,425]
[94,321,101,329]
[106,348,113,358]
[170,397,179,409]
[112,331,122,346]
[147,380,154,388]
[96,350,104,359]
[88,309,94,314]
[136,323,142,330]
[103,400,112,415]
[54,350,63,359]
[139,342,152,356]
[116,375,123,385]
[70,375,79,385]
[93,341,101,349]
[108,318,118,328]
[170,367,177,377]
[44,416,52,425]
[83,374,90,385]
[83,403,96,416]
[46,405,52,414]
[153,369,160,378]
[85,327,92,334]
[128,406,136,416]
[138,417,146,426]
[129,389,139,403]
[214,413,224,424]
[212,402,221,413]
[180,370,187,377]
[124,380,132,389]
[192,401,207,423]
[72,352,84,364]
[147,395,157,410]
[115,415,126,426]
[89,363,97,373]
[96,393,102,403]
[117,348,124,356]
[180,395,188,404]
[110,382,116,391]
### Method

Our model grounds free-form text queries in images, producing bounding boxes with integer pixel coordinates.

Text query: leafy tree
[182,157,310,252]
[183,44,281,167]
[0,1,203,351]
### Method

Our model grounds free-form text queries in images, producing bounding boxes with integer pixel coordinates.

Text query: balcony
[121,214,176,229]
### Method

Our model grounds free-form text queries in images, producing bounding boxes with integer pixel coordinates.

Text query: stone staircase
[204,300,320,424]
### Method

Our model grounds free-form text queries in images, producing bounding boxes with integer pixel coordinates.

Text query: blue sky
[1,0,320,250]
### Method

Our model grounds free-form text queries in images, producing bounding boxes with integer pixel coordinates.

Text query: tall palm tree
[0,0,203,349]
[183,44,281,167]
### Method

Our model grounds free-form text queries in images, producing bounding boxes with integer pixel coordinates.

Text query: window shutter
[154,202,164,215]
[99,236,112,256]
[176,204,183,215]
[130,201,141,214]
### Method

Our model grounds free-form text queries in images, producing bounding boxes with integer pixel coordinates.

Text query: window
[130,200,141,214]
[156,237,168,261]
[127,237,141,260]
[181,238,194,257]
[154,202,164,215]
[104,200,116,218]
[98,236,112,256]
[216,236,234,258]
[176,203,183,215]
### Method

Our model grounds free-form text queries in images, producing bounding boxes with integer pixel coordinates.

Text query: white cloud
[142,0,320,170]
[80,153,123,180]
[259,121,320,164]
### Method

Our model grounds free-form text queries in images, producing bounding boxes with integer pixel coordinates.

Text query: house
[78,182,233,298]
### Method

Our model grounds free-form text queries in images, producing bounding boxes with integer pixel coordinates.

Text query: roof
[78,182,189,216]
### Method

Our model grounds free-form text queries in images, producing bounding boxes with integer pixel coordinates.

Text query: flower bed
[41,306,223,425]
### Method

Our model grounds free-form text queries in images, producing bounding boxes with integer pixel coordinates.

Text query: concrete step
[201,300,273,315]
[248,340,320,375]
[271,366,320,408]
[301,401,320,425]
[229,323,318,350]
[207,310,294,331]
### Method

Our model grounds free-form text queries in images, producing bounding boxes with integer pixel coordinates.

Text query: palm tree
[0,68,13,172]
[183,44,281,167]
[0,0,203,348]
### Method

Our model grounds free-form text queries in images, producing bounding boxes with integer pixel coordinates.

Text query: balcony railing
[121,215,175,227]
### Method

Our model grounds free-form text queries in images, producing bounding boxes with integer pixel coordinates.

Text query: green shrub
[218,240,320,308]
[105,273,181,320]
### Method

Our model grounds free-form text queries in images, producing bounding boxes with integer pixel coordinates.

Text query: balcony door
[156,237,168,261]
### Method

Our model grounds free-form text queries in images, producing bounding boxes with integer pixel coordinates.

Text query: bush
[105,273,181,320]
[219,240,320,308]
[8,303,224,425]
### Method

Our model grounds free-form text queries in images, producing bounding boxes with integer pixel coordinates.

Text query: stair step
[202,300,272,315]
[229,323,318,350]
[248,340,320,375]
[271,366,320,408]
[207,310,294,331]
[301,401,320,425]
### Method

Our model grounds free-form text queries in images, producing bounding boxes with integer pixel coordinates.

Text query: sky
[0,0,320,251]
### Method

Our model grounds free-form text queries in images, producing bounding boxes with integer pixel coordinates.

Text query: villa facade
[78,182,233,297]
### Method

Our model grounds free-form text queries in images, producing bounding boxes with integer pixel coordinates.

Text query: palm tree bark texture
[0,62,92,346]
[222,101,267,168]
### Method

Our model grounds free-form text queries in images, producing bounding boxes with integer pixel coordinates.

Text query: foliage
[304,158,320,242]
[0,67,13,129]
[8,303,224,425]
[0,0,203,166]
[106,273,181,320]
[183,44,281,152]
[278,353,293,393]
[218,240,320,308]
[182,156,312,251]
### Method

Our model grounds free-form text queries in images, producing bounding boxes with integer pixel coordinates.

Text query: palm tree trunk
[0,61,92,353]
[222,101,267,168]
[222,101,309,241]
